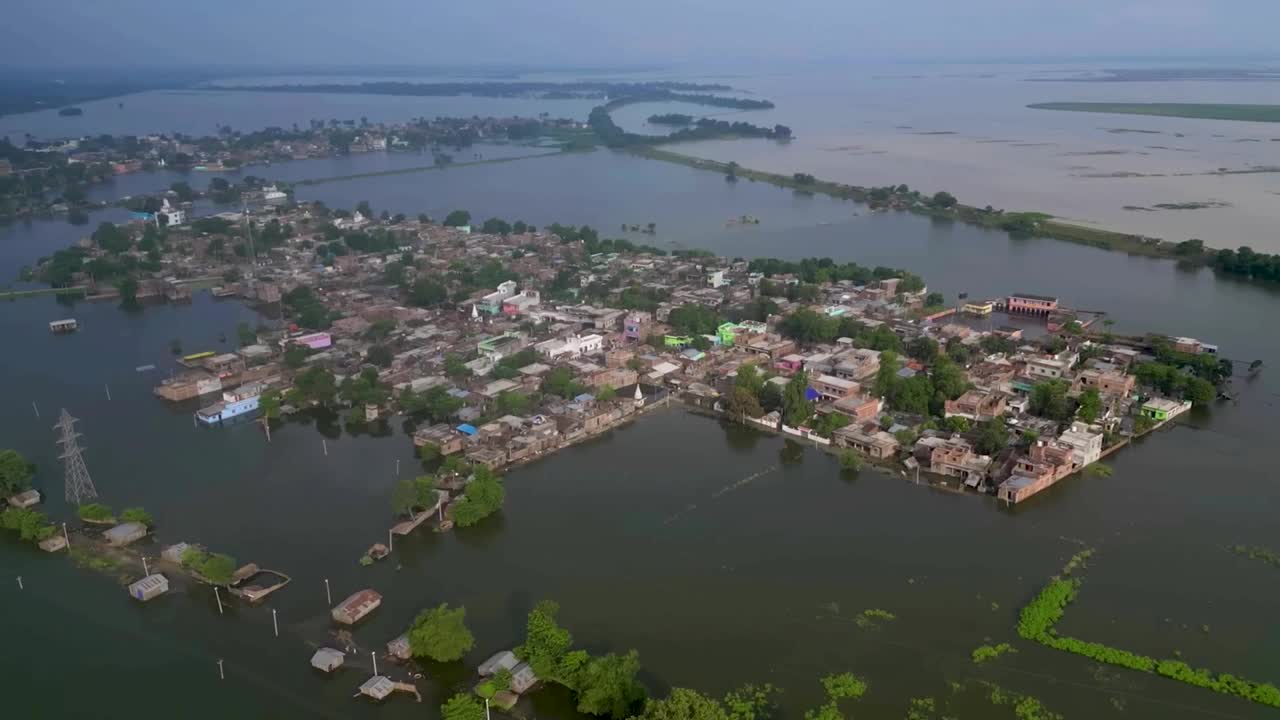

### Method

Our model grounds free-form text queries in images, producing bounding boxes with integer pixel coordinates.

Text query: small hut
[310,648,345,673]
[358,676,395,701]
[128,574,169,602]
[161,542,192,563]
[478,650,519,676]
[510,662,539,693]
[7,489,41,508]
[38,535,67,553]
[386,634,411,661]
[104,522,147,546]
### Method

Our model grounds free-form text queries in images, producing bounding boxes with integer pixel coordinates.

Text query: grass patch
[971,643,1017,664]
[1029,102,1280,124]
[1017,549,1280,708]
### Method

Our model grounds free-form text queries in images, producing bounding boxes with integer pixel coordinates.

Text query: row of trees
[746,256,922,290]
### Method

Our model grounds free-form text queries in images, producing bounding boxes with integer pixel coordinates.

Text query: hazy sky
[5,0,1278,69]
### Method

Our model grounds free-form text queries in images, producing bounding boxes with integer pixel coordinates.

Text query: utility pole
[215,586,224,615]
[32,401,39,418]
[16,576,22,590]
[272,608,279,637]
[388,529,393,553]
[324,578,331,605]
[62,522,70,548]
[371,651,379,676]
[217,659,225,680]
[142,556,149,576]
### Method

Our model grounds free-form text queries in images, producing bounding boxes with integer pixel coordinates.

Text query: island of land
[1027,102,1280,124]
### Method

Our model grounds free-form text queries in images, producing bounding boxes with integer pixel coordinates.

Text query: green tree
[284,344,308,368]
[0,449,35,496]
[1184,376,1216,407]
[723,683,779,720]
[119,507,154,528]
[782,371,814,427]
[287,367,338,407]
[632,689,729,720]
[906,337,940,363]
[734,363,765,397]
[366,344,394,367]
[576,650,646,718]
[444,353,471,378]
[410,277,449,307]
[441,693,486,720]
[409,603,475,662]
[820,673,867,700]
[444,210,472,227]
[542,366,584,399]
[930,357,969,400]
[259,389,282,420]
[1076,388,1102,422]
[1030,379,1075,422]
[727,387,765,419]
[78,503,114,521]
[496,391,533,416]
[975,420,1010,455]
[235,321,257,346]
[873,351,900,397]
[839,451,862,471]
[597,385,617,402]
[451,466,505,527]
[116,277,139,307]
[93,222,131,253]
[517,600,574,679]
[930,191,958,209]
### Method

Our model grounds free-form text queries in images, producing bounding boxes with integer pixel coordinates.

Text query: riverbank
[293,149,568,187]
[628,145,1190,261]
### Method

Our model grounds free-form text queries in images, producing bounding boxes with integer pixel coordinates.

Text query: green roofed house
[717,322,739,347]
[1141,397,1189,422]
[664,335,693,348]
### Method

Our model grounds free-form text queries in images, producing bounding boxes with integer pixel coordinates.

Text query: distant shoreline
[1028,102,1280,124]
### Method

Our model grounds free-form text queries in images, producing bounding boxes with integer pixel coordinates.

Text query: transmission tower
[54,409,98,505]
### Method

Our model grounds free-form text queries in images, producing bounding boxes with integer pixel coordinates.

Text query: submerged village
[1,187,1249,714]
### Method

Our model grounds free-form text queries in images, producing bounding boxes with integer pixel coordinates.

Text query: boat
[49,318,78,333]
[195,381,266,425]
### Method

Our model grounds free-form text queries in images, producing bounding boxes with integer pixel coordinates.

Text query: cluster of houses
[90,199,1204,505]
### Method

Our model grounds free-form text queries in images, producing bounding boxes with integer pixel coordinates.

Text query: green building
[717,322,739,347]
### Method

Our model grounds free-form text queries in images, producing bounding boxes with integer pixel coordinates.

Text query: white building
[707,270,727,288]
[156,197,185,228]
[535,333,603,360]
[1027,357,1070,380]
[1057,422,1104,468]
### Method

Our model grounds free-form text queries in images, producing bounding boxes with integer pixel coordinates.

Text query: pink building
[292,332,332,350]
[1005,293,1059,316]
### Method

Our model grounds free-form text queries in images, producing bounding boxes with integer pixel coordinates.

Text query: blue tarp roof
[574,392,595,403]
[456,424,478,435]
[804,387,821,401]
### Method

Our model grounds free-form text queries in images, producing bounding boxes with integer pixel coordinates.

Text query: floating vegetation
[1017,549,1280,708]
[1061,548,1093,575]
[1085,463,1114,477]
[972,643,1018,663]
[1230,544,1280,568]
[905,697,936,720]
[986,683,1064,720]
[854,608,897,629]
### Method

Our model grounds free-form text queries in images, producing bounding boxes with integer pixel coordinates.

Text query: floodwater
[633,61,1280,251]
[2,68,1280,719]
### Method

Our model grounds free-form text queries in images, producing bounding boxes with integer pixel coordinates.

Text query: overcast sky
[5,0,1278,69]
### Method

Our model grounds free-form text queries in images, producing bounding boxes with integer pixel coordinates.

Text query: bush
[77,503,114,522]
